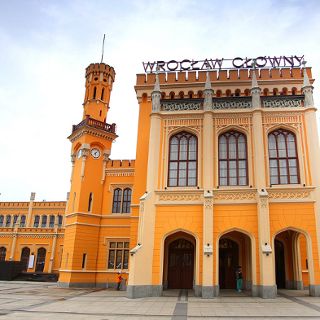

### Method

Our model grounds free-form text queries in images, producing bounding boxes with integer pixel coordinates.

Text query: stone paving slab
[0,282,320,319]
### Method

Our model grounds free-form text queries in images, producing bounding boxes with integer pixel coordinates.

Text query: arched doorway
[163,232,196,290]
[35,247,46,272]
[218,231,253,292]
[219,238,239,289]
[274,229,310,291]
[20,247,30,271]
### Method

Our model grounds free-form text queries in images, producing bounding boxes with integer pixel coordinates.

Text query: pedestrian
[236,266,243,292]
[116,272,123,291]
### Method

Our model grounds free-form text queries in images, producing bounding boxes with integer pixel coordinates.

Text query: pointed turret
[151,71,161,112]
[204,70,213,111]
[250,68,261,109]
[302,62,314,108]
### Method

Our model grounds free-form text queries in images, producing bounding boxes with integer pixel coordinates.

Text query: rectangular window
[107,241,129,270]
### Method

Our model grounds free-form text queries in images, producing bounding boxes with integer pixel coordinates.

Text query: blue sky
[0,0,320,201]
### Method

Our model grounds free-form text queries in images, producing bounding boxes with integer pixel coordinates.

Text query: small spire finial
[302,60,311,87]
[154,65,160,92]
[100,34,106,63]
[205,66,212,90]
[251,60,259,88]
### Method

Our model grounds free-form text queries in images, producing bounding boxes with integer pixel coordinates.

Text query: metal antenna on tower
[101,34,106,63]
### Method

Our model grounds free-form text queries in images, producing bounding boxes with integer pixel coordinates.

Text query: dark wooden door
[275,239,286,288]
[35,248,46,272]
[219,238,239,289]
[20,247,30,271]
[168,239,194,289]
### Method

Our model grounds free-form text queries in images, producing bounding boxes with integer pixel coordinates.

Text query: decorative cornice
[69,126,117,143]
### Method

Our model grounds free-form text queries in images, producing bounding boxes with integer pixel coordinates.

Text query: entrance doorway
[274,229,310,291]
[219,238,239,289]
[35,247,46,272]
[218,231,253,292]
[163,232,195,290]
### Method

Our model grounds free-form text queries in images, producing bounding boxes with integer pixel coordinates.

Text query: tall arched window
[5,215,11,227]
[93,86,97,99]
[112,188,122,213]
[49,215,55,228]
[219,131,248,186]
[41,215,47,228]
[0,215,3,227]
[0,247,6,261]
[268,129,299,185]
[20,247,30,271]
[122,188,132,213]
[34,215,40,228]
[13,215,18,226]
[20,215,26,227]
[168,132,197,187]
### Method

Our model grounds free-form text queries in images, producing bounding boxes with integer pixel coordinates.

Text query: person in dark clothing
[116,272,123,290]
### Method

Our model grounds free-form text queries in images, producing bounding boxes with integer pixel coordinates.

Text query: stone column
[127,73,162,298]
[201,70,215,297]
[48,220,58,273]
[251,70,276,298]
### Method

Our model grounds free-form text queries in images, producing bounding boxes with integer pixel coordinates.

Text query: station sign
[142,55,305,73]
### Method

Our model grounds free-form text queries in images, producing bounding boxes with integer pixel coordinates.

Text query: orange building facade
[1,58,320,299]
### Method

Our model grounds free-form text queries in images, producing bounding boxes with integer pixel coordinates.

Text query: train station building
[1,56,320,299]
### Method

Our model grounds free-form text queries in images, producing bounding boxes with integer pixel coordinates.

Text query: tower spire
[151,67,161,112]
[251,60,261,109]
[204,67,213,111]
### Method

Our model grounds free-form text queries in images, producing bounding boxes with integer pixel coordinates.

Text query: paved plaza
[0,282,320,319]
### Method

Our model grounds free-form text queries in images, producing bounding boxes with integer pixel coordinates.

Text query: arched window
[93,86,97,99]
[244,89,250,97]
[0,215,3,227]
[122,188,132,213]
[49,215,55,228]
[20,247,30,271]
[197,90,203,98]
[219,131,248,186]
[13,215,18,226]
[168,132,197,187]
[20,215,26,227]
[273,88,278,96]
[292,87,297,95]
[263,88,269,96]
[216,90,222,98]
[169,91,175,99]
[0,247,6,261]
[226,89,231,97]
[58,215,63,227]
[179,91,184,99]
[34,215,40,228]
[188,91,194,99]
[5,215,11,227]
[281,87,288,95]
[41,215,47,228]
[235,89,241,97]
[35,247,46,272]
[101,88,105,100]
[112,188,122,213]
[268,129,299,185]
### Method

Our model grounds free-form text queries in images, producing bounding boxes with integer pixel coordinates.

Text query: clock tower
[58,62,117,287]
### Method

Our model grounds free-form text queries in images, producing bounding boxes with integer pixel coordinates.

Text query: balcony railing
[72,116,116,134]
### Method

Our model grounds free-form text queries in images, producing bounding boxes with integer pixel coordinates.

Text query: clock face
[91,148,100,159]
